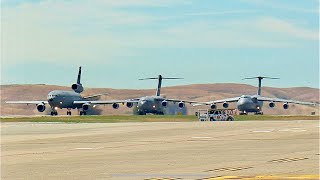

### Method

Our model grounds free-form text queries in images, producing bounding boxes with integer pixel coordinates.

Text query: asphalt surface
[1,120,319,180]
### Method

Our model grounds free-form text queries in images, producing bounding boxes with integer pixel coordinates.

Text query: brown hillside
[1,84,319,116]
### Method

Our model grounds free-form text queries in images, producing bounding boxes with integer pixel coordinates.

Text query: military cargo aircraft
[75,75,199,115]
[6,67,120,116]
[196,76,317,115]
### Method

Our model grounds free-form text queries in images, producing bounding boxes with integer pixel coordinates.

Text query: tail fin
[243,76,279,96]
[139,75,183,96]
[77,66,82,85]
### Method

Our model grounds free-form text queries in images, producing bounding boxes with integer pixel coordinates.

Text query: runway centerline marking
[191,137,213,139]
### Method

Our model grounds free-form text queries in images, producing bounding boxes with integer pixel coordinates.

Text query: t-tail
[71,66,84,93]
[243,76,279,96]
[139,75,183,96]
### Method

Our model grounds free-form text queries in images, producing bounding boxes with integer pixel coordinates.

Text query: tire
[80,111,83,116]
[227,117,234,121]
[51,112,54,116]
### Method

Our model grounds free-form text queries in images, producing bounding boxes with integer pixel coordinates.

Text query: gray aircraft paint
[132,75,187,115]
[6,67,106,115]
[203,76,316,115]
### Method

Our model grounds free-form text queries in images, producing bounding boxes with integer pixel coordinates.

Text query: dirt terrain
[1,84,319,115]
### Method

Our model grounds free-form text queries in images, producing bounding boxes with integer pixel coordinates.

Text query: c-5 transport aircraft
[197,76,317,115]
[6,67,116,116]
[75,75,199,115]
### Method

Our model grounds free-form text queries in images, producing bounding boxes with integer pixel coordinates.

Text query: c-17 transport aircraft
[6,67,123,116]
[75,75,199,115]
[196,76,317,115]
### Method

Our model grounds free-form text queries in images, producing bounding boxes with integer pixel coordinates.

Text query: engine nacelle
[71,84,84,93]
[283,103,289,109]
[223,102,229,108]
[210,104,217,109]
[269,102,275,108]
[126,102,133,108]
[161,100,168,107]
[36,104,46,112]
[178,102,185,108]
[82,103,90,111]
[112,103,120,109]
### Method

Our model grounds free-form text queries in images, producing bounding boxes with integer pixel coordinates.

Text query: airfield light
[153,105,156,109]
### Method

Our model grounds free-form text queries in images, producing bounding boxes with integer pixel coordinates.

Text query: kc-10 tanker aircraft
[6,67,129,116]
[196,76,317,115]
[75,75,200,115]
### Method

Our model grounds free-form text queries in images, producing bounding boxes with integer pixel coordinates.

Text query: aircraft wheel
[67,111,71,116]
[79,111,83,116]
[51,112,54,116]
[83,111,87,115]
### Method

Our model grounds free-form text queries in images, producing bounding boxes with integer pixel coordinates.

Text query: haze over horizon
[1,0,319,89]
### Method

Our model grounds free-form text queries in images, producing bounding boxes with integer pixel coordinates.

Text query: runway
[1,120,319,180]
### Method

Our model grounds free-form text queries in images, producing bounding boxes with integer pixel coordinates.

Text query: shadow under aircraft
[76,75,199,115]
[196,76,317,115]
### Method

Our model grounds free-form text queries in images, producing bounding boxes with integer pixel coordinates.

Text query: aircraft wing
[73,99,139,105]
[193,97,240,106]
[257,96,317,106]
[82,93,109,100]
[5,101,48,105]
[162,98,203,104]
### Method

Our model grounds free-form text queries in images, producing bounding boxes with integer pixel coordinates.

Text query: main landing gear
[50,111,58,116]
[255,111,264,115]
[67,110,72,116]
[239,111,248,115]
[79,111,87,116]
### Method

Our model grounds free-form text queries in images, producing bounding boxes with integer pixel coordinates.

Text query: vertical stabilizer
[71,66,84,93]
[77,66,82,85]
[139,75,183,96]
[243,76,279,96]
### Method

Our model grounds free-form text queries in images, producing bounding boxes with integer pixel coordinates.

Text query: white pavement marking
[191,137,213,139]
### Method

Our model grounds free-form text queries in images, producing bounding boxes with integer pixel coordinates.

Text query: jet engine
[161,100,168,107]
[283,103,289,109]
[126,102,134,108]
[112,103,120,109]
[178,102,185,108]
[269,102,275,108]
[223,102,229,108]
[71,84,84,93]
[82,103,90,111]
[36,103,46,112]
[210,104,217,109]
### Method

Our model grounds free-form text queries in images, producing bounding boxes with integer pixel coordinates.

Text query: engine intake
[71,84,84,93]
[283,103,289,109]
[112,103,120,109]
[178,102,185,108]
[223,102,229,108]
[210,104,217,109]
[161,100,168,107]
[126,102,133,108]
[82,103,90,111]
[36,104,46,112]
[269,102,275,108]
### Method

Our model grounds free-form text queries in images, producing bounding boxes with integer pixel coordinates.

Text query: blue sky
[1,0,319,89]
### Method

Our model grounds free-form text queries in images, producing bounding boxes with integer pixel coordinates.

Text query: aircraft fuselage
[47,90,83,109]
[236,95,263,113]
